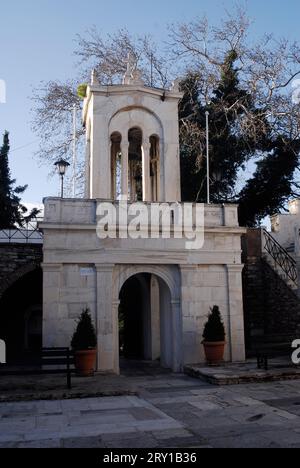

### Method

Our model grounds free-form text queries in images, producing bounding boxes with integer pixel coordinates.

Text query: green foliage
[239,141,300,226]
[180,51,253,205]
[0,131,40,229]
[179,51,300,227]
[203,306,226,343]
[77,83,88,99]
[71,309,97,351]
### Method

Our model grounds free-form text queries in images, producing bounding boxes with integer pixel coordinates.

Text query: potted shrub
[71,309,97,377]
[202,306,226,365]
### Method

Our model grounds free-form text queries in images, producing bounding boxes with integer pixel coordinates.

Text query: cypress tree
[180,51,253,204]
[0,131,39,228]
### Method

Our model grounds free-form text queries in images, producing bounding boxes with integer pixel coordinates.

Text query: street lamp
[205,111,210,204]
[54,159,70,198]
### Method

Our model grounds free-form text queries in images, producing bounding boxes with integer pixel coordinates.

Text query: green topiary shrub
[71,309,97,351]
[203,306,226,342]
[77,83,88,99]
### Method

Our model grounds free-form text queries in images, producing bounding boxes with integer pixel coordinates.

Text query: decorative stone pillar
[226,264,246,362]
[171,299,183,372]
[150,275,160,360]
[96,264,118,373]
[159,140,165,202]
[110,140,115,200]
[85,138,91,198]
[142,140,151,202]
[120,140,129,200]
[112,300,121,374]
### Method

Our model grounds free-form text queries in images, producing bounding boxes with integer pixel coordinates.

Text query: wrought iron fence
[263,229,298,285]
[0,218,43,244]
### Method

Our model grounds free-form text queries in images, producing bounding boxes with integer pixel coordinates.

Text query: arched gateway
[0,242,43,363]
[114,265,182,373]
[41,59,246,374]
[0,267,42,363]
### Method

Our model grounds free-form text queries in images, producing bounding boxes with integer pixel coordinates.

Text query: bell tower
[83,63,183,202]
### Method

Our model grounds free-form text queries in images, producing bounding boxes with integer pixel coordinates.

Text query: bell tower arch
[83,67,183,202]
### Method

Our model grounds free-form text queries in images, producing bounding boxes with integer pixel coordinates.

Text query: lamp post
[205,111,210,204]
[72,104,77,198]
[54,159,70,198]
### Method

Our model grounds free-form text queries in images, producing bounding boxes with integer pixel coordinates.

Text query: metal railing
[0,218,43,244]
[263,229,298,285]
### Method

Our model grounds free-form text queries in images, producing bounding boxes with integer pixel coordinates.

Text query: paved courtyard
[3,373,300,447]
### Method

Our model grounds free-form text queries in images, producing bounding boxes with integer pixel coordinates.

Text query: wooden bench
[256,346,293,371]
[0,347,74,389]
[253,336,294,371]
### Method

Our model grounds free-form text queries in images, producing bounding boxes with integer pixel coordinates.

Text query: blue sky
[1,0,300,205]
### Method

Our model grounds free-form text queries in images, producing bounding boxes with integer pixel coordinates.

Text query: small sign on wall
[80,268,95,277]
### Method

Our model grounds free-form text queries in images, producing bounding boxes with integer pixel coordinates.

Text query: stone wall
[42,264,96,349]
[242,230,300,353]
[0,243,43,298]
[181,264,245,365]
[242,258,266,348]
[41,198,246,373]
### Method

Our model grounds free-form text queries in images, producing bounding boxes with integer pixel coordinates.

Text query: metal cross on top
[123,52,137,85]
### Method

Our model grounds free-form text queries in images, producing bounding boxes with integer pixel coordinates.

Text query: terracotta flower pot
[203,341,226,365]
[74,349,97,377]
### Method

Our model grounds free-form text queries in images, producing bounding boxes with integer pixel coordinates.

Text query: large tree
[180,50,256,203]
[0,131,39,229]
[31,7,300,225]
[238,140,300,226]
[178,51,300,225]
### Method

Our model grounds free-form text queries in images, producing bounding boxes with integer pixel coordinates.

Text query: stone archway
[0,267,43,363]
[0,263,41,300]
[113,265,182,373]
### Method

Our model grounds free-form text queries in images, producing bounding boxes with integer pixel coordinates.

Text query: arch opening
[0,268,43,364]
[110,132,122,200]
[150,135,160,202]
[128,127,143,202]
[118,272,174,372]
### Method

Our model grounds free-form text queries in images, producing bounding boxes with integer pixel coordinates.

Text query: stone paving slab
[185,358,300,385]
[0,394,184,446]
[0,370,203,403]
[3,371,300,447]
[0,374,137,403]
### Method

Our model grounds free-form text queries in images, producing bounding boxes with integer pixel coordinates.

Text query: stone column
[142,140,151,202]
[90,114,110,199]
[96,264,118,373]
[226,264,246,362]
[85,138,91,198]
[171,300,183,372]
[159,140,165,202]
[120,140,129,200]
[150,275,160,361]
[112,300,121,373]
[110,140,115,199]
[42,263,62,348]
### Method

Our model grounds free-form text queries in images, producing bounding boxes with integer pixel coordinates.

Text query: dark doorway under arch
[119,275,145,360]
[0,268,43,364]
[118,272,174,372]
